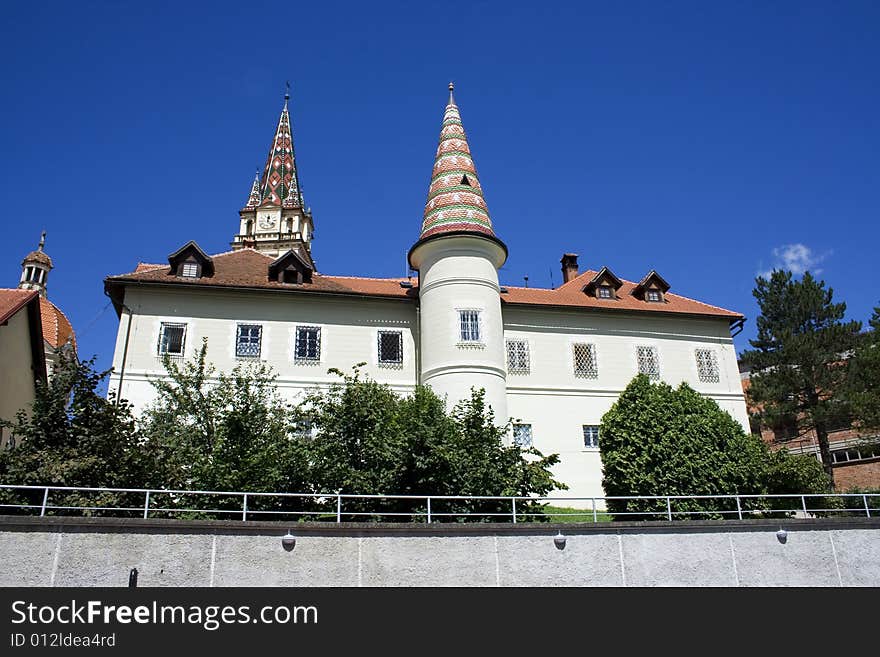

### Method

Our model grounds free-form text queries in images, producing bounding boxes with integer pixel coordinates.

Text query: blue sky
[1,1,878,379]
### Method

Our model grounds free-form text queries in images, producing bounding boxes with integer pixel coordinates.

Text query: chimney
[561,253,579,284]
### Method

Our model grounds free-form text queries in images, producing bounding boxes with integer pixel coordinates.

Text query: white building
[105,85,748,501]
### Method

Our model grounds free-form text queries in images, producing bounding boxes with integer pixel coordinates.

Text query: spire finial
[38,230,46,251]
[448,81,455,105]
[284,80,291,108]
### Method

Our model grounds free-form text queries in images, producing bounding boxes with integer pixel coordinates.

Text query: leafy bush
[600,375,831,520]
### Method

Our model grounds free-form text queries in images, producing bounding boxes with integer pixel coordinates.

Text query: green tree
[140,340,309,517]
[298,366,564,521]
[599,375,830,519]
[0,353,157,514]
[847,305,880,432]
[740,270,862,485]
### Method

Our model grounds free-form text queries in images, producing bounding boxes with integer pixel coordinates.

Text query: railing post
[512,498,517,524]
[337,494,342,523]
[801,495,808,518]
[427,497,432,524]
[736,495,742,520]
[242,493,248,521]
[143,491,151,519]
[666,496,672,521]
[592,498,597,523]
[864,495,871,519]
[40,487,49,517]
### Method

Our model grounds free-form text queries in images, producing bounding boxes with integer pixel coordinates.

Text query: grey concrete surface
[1,517,877,587]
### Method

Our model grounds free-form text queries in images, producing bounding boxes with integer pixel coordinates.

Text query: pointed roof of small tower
[418,83,496,240]
[253,84,305,209]
[244,169,261,208]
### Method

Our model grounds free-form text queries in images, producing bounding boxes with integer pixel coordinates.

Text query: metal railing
[0,485,876,523]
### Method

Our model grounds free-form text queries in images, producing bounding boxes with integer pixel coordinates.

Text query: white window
[512,423,533,448]
[637,345,660,379]
[181,262,198,278]
[695,348,719,383]
[583,425,600,448]
[598,285,613,299]
[459,310,481,342]
[158,322,186,357]
[294,326,321,361]
[506,339,530,374]
[236,324,262,358]
[645,289,662,302]
[378,330,403,365]
[573,343,598,378]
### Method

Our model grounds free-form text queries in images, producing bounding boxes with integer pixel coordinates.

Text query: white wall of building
[108,287,419,413]
[502,305,748,503]
[108,285,748,505]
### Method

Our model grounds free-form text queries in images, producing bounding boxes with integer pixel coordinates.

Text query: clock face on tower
[258,214,277,230]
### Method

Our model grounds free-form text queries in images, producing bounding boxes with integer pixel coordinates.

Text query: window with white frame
[181,262,199,278]
[294,326,321,361]
[582,425,600,448]
[695,348,719,383]
[506,339,530,374]
[458,309,481,342]
[158,322,186,357]
[378,330,403,366]
[637,345,660,379]
[573,342,598,378]
[512,423,533,448]
[645,289,663,302]
[236,324,262,358]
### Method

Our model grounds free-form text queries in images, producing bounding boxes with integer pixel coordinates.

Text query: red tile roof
[106,249,742,321]
[39,297,76,350]
[0,289,38,325]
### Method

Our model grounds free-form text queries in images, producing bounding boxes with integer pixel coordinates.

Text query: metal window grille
[573,343,598,378]
[378,330,403,365]
[459,310,481,342]
[236,324,262,358]
[294,419,313,440]
[181,262,198,278]
[583,425,600,448]
[506,339,530,374]
[295,326,321,361]
[695,348,719,383]
[512,423,533,448]
[158,322,186,357]
[637,345,660,379]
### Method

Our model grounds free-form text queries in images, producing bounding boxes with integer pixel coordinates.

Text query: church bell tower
[232,86,315,264]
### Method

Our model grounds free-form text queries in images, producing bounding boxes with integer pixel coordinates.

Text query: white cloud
[758,243,829,278]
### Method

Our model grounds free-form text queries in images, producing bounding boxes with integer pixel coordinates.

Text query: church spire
[418,83,496,240]
[255,88,305,209]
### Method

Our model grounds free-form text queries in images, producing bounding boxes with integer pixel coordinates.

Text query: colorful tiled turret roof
[247,88,305,210]
[418,83,495,240]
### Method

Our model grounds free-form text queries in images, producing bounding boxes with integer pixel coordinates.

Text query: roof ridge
[322,274,410,282]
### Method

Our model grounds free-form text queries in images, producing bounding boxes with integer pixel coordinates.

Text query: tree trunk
[815,421,835,489]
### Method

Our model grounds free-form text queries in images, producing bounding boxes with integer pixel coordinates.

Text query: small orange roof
[0,289,38,324]
[39,297,76,350]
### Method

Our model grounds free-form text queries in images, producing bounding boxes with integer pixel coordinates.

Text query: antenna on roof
[523,275,529,288]
[549,267,554,288]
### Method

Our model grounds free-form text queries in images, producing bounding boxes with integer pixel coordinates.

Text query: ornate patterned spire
[418,83,495,240]
[244,169,261,208]
[255,89,305,209]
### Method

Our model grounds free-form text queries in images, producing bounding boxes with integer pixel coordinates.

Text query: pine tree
[847,305,880,432]
[740,270,862,485]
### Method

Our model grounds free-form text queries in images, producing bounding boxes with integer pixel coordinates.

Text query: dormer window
[269,249,314,285]
[633,270,671,303]
[167,241,214,279]
[583,267,623,300]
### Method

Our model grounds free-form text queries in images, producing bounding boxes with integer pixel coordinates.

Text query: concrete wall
[1,517,877,587]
